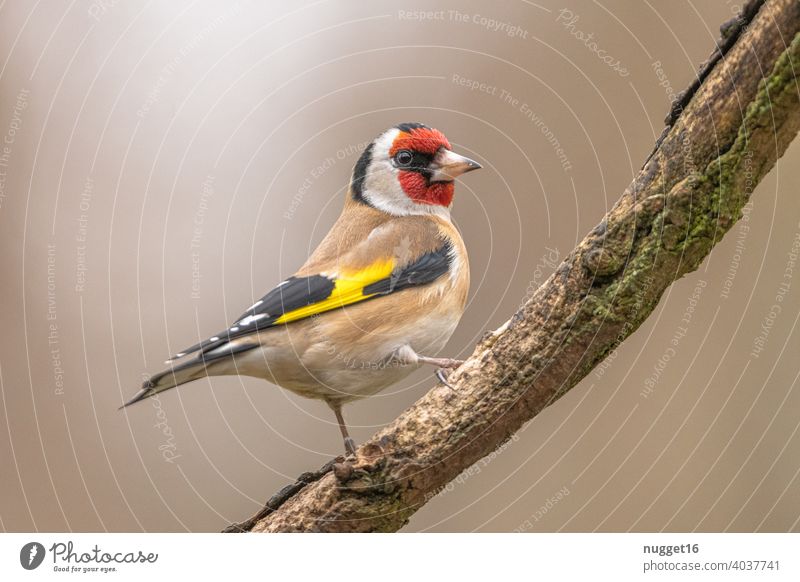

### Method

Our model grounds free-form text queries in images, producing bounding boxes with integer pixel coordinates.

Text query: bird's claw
[436,368,456,389]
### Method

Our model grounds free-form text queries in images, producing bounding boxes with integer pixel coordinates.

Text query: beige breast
[230,213,469,403]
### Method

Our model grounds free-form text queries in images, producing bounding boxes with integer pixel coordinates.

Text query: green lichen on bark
[575,32,800,380]
[707,32,800,229]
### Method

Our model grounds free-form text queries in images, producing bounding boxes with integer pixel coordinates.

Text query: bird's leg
[415,355,465,369]
[331,403,357,458]
[395,345,464,388]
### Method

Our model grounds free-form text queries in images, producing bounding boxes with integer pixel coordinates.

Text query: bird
[122,122,481,456]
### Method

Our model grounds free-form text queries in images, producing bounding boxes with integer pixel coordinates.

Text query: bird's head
[351,123,481,216]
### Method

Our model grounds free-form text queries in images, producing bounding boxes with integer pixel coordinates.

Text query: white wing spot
[247,299,263,310]
[230,326,239,332]
[210,336,219,341]
[239,313,267,326]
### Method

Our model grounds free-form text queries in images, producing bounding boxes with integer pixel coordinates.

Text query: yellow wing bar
[273,259,395,325]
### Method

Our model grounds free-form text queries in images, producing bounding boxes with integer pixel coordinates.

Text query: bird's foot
[435,367,456,389]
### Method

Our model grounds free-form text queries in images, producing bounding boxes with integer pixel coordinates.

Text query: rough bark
[229,0,800,532]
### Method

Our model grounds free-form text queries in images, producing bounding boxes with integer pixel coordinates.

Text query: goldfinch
[123,123,481,455]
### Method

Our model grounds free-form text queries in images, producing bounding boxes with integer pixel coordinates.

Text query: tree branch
[228,0,800,532]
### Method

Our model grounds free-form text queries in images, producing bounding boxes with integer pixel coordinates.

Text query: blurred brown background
[1,0,799,532]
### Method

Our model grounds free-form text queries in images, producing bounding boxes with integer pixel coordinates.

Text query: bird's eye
[394,150,414,167]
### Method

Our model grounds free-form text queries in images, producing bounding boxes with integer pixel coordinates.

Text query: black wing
[166,241,453,362]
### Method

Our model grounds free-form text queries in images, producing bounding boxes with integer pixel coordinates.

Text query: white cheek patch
[362,128,451,220]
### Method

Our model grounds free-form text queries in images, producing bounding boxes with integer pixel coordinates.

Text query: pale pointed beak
[430,149,482,182]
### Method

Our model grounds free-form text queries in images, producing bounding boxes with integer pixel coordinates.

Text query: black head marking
[395,122,430,133]
[351,124,435,205]
[351,142,375,205]
[362,239,453,295]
